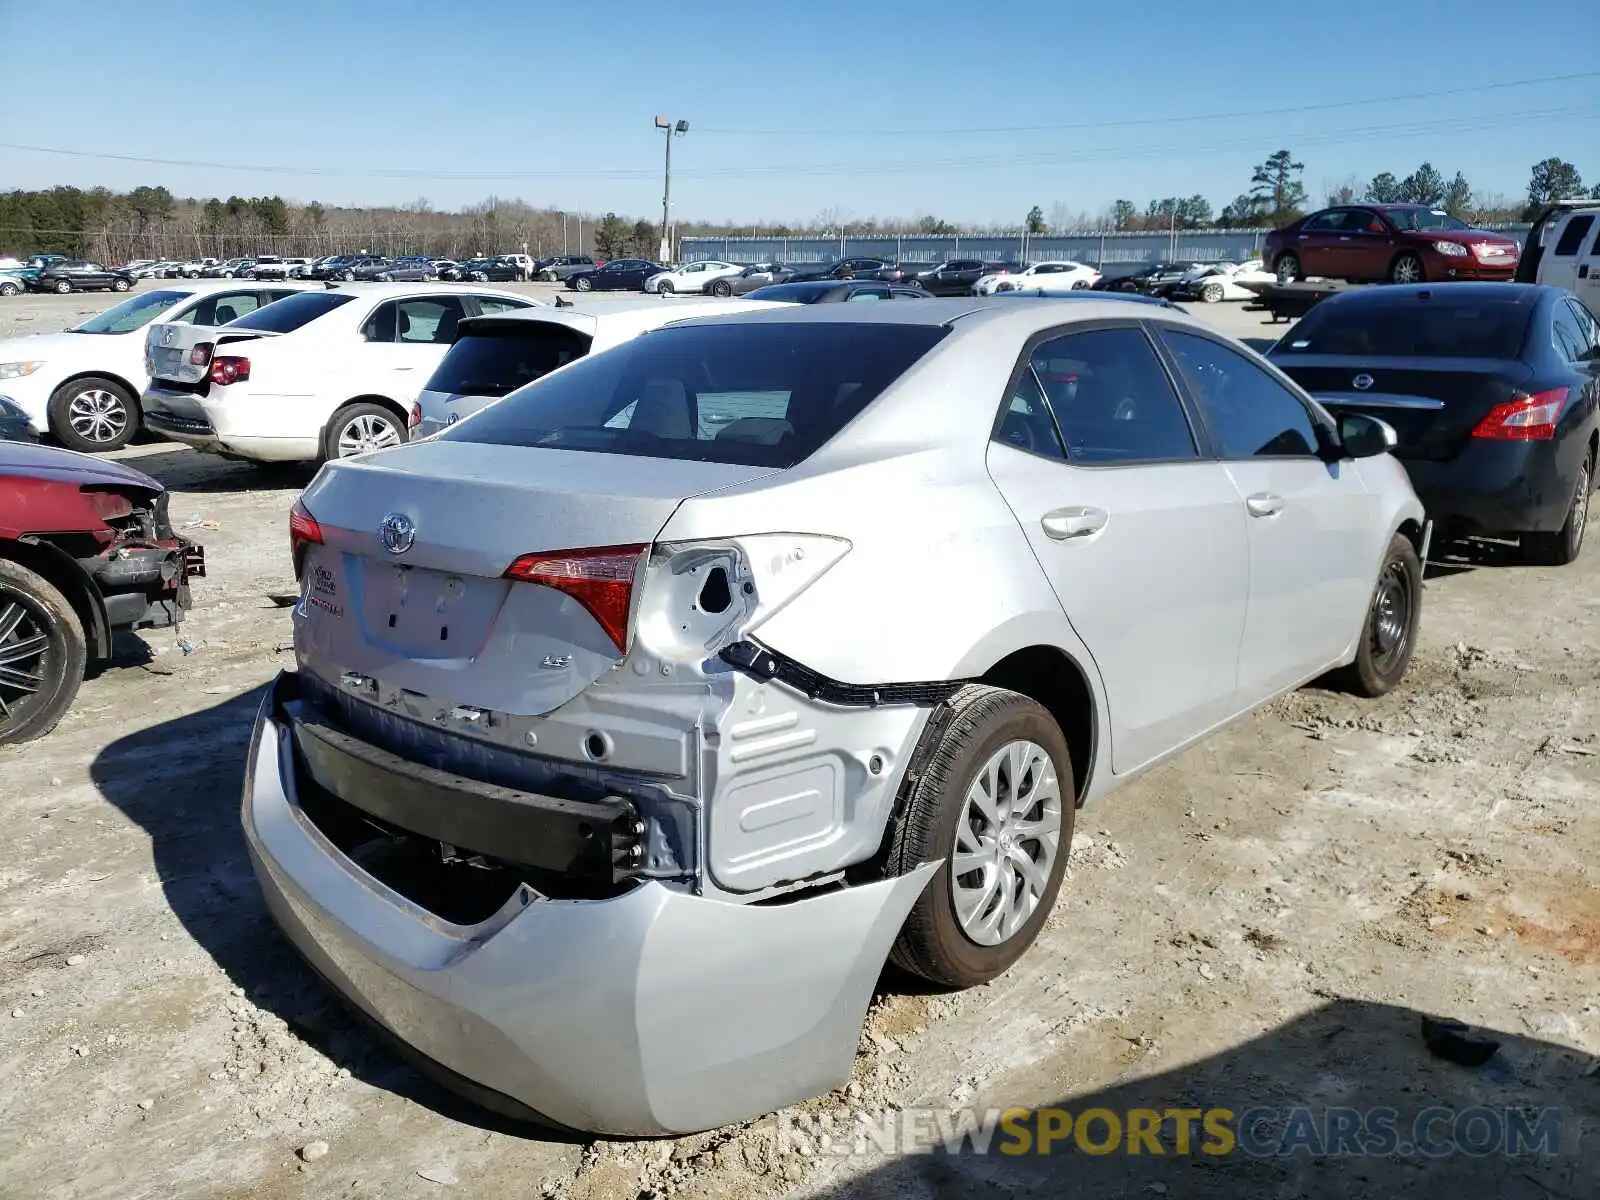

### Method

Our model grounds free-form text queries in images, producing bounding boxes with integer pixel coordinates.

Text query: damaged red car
[0,443,203,745]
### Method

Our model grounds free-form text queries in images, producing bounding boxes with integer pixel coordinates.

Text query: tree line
[1,153,1592,262]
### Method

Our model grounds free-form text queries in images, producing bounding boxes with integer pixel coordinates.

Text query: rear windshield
[426,324,593,397]
[744,282,835,302]
[438,321,947,467]
[1278,298,1532,359]
[228,291,355,333]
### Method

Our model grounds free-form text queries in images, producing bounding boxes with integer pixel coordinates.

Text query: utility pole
[655,116,689,264]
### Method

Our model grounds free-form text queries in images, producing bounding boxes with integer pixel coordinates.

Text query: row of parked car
[5,240,1596,1139]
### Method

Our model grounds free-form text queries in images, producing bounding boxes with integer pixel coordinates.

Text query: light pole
[655,116,689,264]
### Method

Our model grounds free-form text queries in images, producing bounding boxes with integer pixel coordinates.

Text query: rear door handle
[1246,493,1284,517]
[1041,506,1109,540]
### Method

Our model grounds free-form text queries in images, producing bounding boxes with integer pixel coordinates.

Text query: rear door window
[1028,327,1199,464]
[1552,301,1588,362]
[188,291,261,326]
[439,321,948,468]
[1163,330,1322,459]
[396,296,468,344]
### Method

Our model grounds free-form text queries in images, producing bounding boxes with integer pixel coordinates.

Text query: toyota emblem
[1352,373,1374,391]
[379,512,416,555]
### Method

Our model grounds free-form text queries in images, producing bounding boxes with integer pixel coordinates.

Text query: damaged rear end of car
[244,317,961,1134]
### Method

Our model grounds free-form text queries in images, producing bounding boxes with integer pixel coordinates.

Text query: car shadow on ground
[88,687,580,1142]
[1425,537,1528,580]
[114,446,314,496]
[817,999,1597,1199]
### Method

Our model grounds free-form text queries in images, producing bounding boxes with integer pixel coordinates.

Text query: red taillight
[289,500,322,576]
[188,341,214,366]
[503,545,645,652]
[1471,387,1568,442]
[209,355,250,386]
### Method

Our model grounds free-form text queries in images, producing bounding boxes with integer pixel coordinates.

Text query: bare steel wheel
[1336,532,1420,697]
[949,739,1064,946]
[887,685,1075,988]
[326,402,406,461]
[48,377,137,452]
[0,559,86,747]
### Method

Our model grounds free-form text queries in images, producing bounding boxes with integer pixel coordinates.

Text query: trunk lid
[1275,354,1530,461]
[295,438,780,716]
[145,321,274,385]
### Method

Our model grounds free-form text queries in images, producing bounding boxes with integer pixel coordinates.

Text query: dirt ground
[0,286,1595,1200]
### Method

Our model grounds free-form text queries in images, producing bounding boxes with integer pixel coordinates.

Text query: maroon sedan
[0,443,204,745]
[1266,204,1520,285]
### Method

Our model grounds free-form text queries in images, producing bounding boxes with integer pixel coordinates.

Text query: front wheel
[573,276,593,292]
[1389,252,1424,284]
[0,558,87,747]
[49,377,138,452]
[1201,281,1225,303]
[1274,253,1302,283]
[1336,533,1421,698]
[887,686,1074,989]
[111,277,130,292]
[1523,452,1592,566]
[53,280,72,294]
[0,281,18,298]
[341,271,355,282]
[325,402,407,461]
[539,270,556,282]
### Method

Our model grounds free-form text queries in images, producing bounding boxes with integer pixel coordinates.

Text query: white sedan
[643,260,745,294]
[987,262,1103,295]
[0,280,322,451]
[1170,259,1278,303]
[140,283,541,464]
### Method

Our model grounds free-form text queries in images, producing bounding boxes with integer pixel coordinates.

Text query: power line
[0,103,1594,184]
[696,71,1600,136]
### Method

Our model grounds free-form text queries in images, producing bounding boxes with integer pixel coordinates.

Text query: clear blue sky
[1,0,1596,225]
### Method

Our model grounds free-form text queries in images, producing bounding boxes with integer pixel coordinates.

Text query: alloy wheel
[0,595,51,731]
[949,739,1063,947]
[1392,255,1422,284]
[1572,461,1591,555]
[67,389,129,446]
[336,413,402,457]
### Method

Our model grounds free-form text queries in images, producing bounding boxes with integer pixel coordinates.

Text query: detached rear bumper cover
[243,672,937,1135]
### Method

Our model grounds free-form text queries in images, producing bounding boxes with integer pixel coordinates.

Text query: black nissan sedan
[1268,283,1599,564]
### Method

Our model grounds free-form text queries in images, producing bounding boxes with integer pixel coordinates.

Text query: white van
[1519,199,1600,312]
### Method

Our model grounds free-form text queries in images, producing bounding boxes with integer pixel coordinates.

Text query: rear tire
[887,686,1074,989]
[1389,252,1424,284]
[111,278,130,291]
[54,280,72,294]
[1201,281,1225,303]
[709,279,732,298]
[657,279,674,294]
[1274,253,1302,283]
[323,401,407,462]
[48,377,138,452]
[1335,532,1421,698]
[0,281,18,297]
[1522,452,1592,566]
[0,558,87,747]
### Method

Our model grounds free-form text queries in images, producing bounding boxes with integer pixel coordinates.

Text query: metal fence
[680,226,1533,278]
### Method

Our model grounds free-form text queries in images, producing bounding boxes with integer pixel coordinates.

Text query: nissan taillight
[503,545,646,652]
[1471,387,1568,442]
[289,499,323,578]
[209,355,250,386]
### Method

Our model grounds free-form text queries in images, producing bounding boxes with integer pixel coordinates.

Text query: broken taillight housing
[407,402,422,430]
[1471,387,1567,442]
[503,545,646,653]
[289,499,323,578]
[209,355,250,386]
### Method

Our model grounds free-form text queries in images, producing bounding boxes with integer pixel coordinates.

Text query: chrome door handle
[1246,493,1284,517]
[1041,506,1109,540]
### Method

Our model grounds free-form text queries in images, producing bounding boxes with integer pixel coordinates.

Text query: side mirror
[1338,412,1397,458]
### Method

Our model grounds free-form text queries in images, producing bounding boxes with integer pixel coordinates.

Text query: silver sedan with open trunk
[245,298,1427,1135]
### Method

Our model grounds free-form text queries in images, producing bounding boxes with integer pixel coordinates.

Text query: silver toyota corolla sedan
[246,298,1427,1135]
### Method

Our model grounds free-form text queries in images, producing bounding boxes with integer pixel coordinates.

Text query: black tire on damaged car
[886,685,1075,989]
[1522,450,1592,567]
[1335,532,1421,698]
[0,558,88,747]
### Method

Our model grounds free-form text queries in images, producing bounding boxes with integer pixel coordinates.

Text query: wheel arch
[332,394,409,428]
[0,537,110,662]
[974,643,1098,805]
[51,369,141,406]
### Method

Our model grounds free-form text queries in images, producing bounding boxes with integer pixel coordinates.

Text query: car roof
[456,298,783,337]
[1307,282,1556,311]
[321,281,534,299]
[660,295,1216,337]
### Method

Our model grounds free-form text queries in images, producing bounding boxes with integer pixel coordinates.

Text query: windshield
[228,291,355,333]
[1276,296,1532,359]
[70,290,189,334]
[426,324,593,398]
[438,321,948,468]
[1385,208,1470,232]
